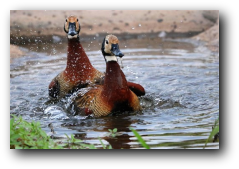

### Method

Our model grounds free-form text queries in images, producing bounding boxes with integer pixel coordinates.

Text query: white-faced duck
[72,35,142,117]
[48,15,104,99]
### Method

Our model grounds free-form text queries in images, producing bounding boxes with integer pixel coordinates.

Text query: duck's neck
[65,38,94,74]
[103,61,128,94]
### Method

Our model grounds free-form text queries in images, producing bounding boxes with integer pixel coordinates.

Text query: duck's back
[73,85,142,117]
[49,67,104,99]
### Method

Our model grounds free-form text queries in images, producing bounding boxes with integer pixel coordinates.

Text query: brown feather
[74,86,112,117]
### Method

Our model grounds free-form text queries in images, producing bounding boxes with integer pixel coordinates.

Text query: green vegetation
[108,128,117,137]
[130,127,150,149]
[64,134,97,149]
[10,115,60,149]
[99,138,112,149]
[10,115,111,149]
[204,117,219,149]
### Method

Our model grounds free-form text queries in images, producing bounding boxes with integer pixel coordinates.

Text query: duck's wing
[129,90,143,111]
[92,70,105,85]
[48,74,61,99]
[127,81,145,96]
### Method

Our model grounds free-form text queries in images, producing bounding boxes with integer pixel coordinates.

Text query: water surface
[10,36,219,149]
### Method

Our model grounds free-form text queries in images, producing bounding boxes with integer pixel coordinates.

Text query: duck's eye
[66,19,68,22]
[77,19,78,22]
[106,40,109,44]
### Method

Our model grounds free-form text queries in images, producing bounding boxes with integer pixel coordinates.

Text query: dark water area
[10,35,219,149]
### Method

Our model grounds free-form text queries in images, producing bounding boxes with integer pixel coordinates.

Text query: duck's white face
[104,35,118,55]
[102,35,124,62]
[64,15,81,39]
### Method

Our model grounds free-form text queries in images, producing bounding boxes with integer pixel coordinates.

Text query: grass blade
[130,127,150,149]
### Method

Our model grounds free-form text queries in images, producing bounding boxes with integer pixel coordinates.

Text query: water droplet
[52,49,56,54]
[139,24,141,27]
[158,31,167,38]
[119,58,124,69]
[131,27,135,30]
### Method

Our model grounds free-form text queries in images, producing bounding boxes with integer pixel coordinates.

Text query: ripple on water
[10,38,219,149]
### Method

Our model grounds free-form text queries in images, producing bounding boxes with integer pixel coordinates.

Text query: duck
[49,15,145,100]
[48,15,104,99]
[72,35,142,117]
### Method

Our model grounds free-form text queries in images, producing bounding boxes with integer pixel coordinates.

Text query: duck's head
[64,15,81,39]
[101,35,124,62]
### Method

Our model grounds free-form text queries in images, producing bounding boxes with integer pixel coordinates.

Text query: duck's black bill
[111,44,124,58]
[68,22,78,36]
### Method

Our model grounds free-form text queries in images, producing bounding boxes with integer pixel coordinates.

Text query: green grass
[130,127,150,149]
[204,117,219,149]
[10,115,111,149]
[10,115,61,149]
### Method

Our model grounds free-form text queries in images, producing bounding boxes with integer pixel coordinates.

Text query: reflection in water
[96,116,132,149]
[58,114,132,149]
[10,37,219,149]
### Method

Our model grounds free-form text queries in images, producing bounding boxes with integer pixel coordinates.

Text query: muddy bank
[193,17,219,52]
[10,10,219,60]
[10,45,25,63]
[10,10,218,36]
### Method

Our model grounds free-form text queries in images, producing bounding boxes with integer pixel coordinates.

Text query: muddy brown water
[10,35,219,149]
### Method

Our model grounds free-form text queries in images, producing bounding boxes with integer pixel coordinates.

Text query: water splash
[119,57,124,69]
[43,106,69,120]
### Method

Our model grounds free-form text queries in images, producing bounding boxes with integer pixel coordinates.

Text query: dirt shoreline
[10,10,219,61]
